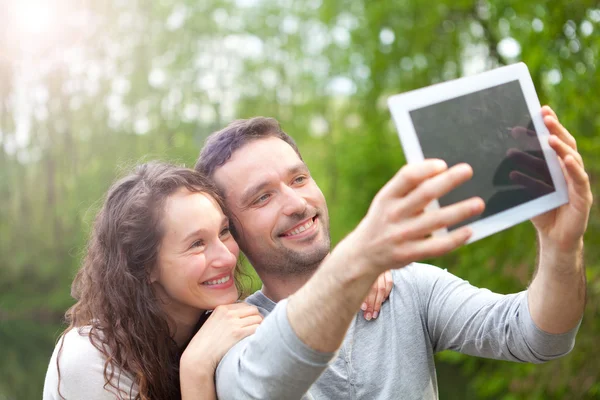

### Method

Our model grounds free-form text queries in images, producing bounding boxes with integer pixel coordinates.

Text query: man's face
[212,137,330,276]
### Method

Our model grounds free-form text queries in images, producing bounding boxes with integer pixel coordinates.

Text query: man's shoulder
[244,290,276,315]
[392,262,451,285]
[388,262,462,306]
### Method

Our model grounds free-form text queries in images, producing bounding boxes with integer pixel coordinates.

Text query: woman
[43,162,391,399]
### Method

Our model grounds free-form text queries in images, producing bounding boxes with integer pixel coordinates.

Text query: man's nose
[281,185,308,216]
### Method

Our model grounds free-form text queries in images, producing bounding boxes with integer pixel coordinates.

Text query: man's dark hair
[195,117,303,177]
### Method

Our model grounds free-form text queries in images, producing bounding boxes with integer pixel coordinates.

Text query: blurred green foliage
[1,0,598,398]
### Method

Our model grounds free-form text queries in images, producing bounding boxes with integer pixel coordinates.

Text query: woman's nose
[209,240,237,269]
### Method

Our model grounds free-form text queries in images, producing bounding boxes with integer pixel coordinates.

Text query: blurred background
[0,0,599,398]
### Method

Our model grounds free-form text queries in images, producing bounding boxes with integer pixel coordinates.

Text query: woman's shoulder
[60,327,108,367]
[47,327,109,374]
[43,326,138,400]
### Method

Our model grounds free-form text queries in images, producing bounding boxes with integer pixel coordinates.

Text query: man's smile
[280,216,318,239]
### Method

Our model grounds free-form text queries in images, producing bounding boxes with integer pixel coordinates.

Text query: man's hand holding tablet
[531,106,592,253]
[387,62,592,335]
[387,62,579,244]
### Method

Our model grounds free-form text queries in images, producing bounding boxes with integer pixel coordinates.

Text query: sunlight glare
[12,0,57,36]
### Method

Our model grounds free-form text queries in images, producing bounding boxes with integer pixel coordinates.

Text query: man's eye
[293,176,307,184]
[254,193,270,205]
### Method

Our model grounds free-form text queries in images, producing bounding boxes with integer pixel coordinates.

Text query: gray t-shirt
[216,263,580,399]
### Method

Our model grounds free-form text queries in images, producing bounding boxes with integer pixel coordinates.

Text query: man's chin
[279,229,326,249]
[284,241,330,266]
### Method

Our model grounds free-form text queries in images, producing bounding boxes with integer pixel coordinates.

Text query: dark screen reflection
[409,80,556,230]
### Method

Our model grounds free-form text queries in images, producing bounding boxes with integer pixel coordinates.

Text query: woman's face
[151,189,240,320]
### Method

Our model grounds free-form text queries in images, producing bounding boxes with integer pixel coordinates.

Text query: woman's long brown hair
[56,161,242,399]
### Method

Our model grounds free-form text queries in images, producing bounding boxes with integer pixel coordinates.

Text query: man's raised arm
[527,106,592,335]
[216,160,485,399]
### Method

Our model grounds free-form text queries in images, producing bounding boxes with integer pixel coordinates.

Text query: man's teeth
[285,219,314,236]
[203,275,231,286]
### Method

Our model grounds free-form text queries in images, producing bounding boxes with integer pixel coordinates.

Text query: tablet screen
[409,80,556,230]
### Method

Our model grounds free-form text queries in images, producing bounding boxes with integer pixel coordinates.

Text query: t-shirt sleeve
[215,298,336,399]
[43,328,139,400]
[403,263,580,363]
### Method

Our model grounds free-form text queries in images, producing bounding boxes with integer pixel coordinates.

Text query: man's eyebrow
[288,163,309,176]
[239,163,309,206]
[239,181,271,206]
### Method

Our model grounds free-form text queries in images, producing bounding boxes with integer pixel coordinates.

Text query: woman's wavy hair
[56,161,246,399]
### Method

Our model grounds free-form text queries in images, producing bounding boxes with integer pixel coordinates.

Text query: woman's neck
[172,317,199,347]
[164,305,204,347]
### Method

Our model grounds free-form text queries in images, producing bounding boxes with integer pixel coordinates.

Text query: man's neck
[259,254,330,303]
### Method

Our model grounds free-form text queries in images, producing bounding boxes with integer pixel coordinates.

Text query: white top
[43,327,139,400]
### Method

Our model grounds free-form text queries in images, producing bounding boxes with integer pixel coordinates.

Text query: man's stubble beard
[240,212,332,277]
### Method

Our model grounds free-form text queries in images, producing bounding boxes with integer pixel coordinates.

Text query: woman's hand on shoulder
[361,270,393,321]
[180,303,263,376]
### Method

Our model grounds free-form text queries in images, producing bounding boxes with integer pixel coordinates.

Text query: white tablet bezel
[387,62,569,244]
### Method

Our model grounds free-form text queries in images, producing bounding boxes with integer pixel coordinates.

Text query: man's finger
[399,163,473,216]
[564,155,591,189]
[549,135,583,167]
[544,115,577,151]
[509,171,555,197]
[403,226,473,261]
[506,149,552,182]
[380,159,447,200]
[563,156,594,213]
[541,105,559,122]
[398,197,484,240]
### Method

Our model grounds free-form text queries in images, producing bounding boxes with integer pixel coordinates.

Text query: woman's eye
[220,227,231,237]
[190,240,205,249]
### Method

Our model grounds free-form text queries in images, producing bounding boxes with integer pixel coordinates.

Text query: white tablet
[387,62,568,244]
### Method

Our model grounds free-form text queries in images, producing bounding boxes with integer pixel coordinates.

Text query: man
[195,106,591,399]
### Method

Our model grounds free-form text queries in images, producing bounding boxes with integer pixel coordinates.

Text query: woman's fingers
[371,271,390,320]
[361,271,394,321]
[241,323,261,337]
[362,284,378,320]
[231,304,262,318]
[240,314,263,328]
[384,270,393,300]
